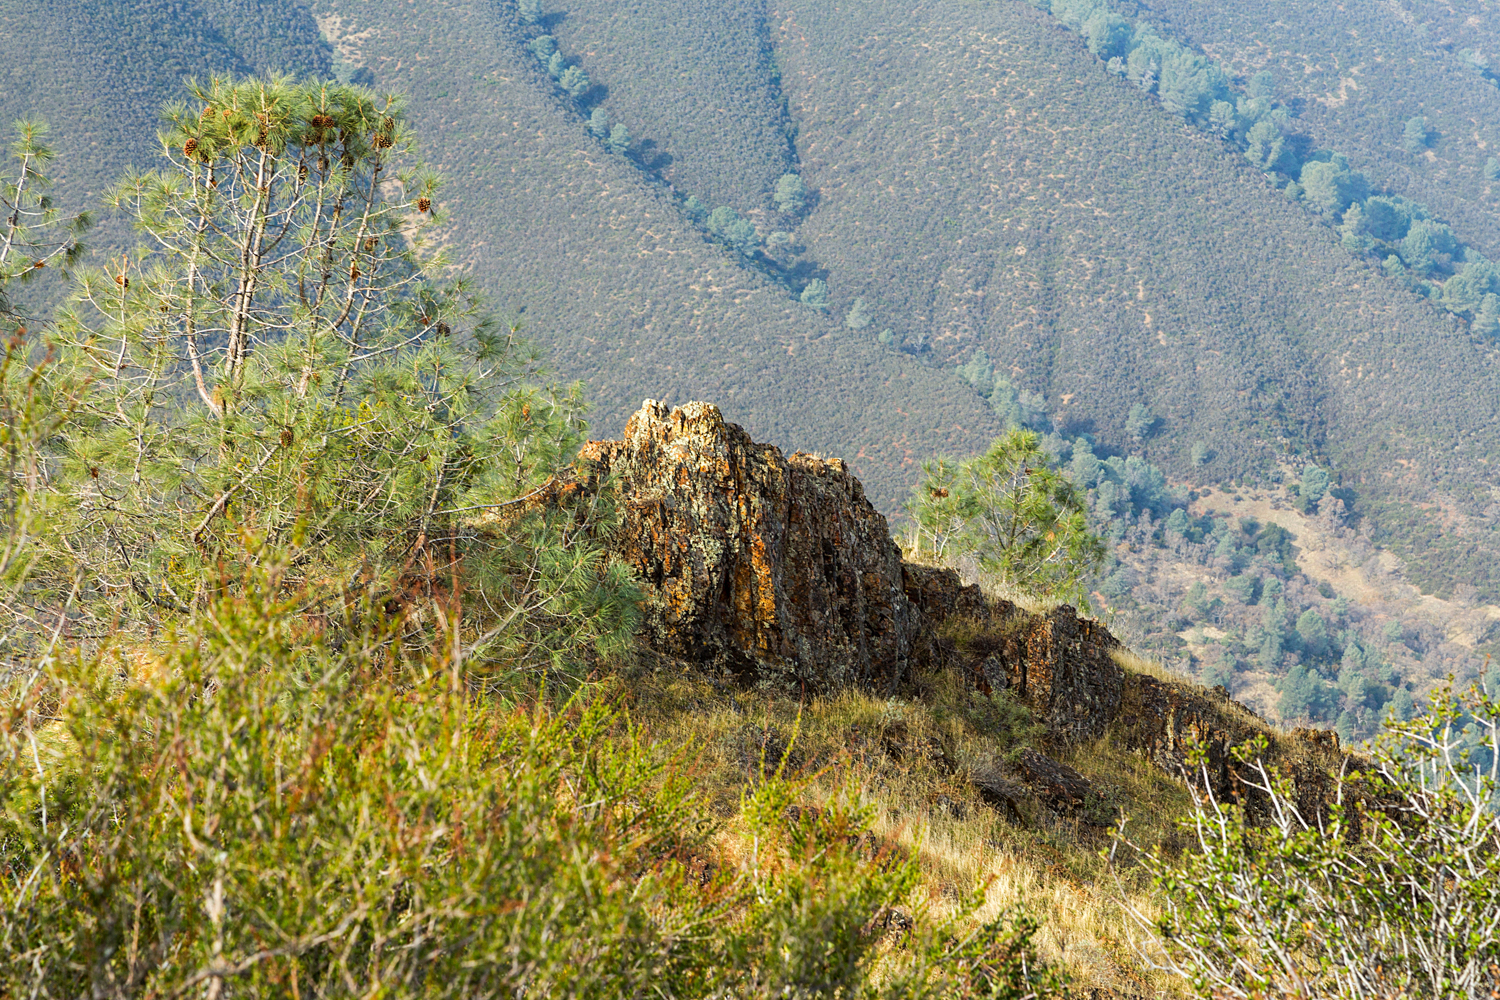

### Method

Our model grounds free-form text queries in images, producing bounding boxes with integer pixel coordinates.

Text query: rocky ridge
[563,400,1350,804]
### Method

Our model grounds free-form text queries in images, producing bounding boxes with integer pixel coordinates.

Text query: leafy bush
[0,564,1060,997]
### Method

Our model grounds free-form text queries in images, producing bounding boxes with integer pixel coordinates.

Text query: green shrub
[1122,685,1500,998]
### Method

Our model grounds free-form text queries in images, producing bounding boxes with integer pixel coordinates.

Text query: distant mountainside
[1134,0,1500,260]
[4,0,1500,599]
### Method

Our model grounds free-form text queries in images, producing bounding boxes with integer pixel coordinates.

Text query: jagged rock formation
[1117,673,1354,820]
[568,401,1353,800]
[901,563,1122,739]
[571,400,920,692]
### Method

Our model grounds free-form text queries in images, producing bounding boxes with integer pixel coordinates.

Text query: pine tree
[0,118,91,320]
[605,123,631,154]
[773,173,808,214]
[844,296,872,330]
[906,430,1105,607]
[27,76,635,660]
[798,277,829,308]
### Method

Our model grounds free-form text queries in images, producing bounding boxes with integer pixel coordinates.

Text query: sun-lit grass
[615,660,1196,994]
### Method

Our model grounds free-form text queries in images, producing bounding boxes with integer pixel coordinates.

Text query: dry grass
[1110,648,1193,686]
[898,540,1064,617]
[615,662,1194,995]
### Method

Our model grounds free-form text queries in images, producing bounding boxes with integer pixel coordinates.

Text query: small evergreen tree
[558,65,590,98]
[1124,402,1155,441]
[528,34,557,61]
[605,122,631,154]
[798,277,830,308]
[907,430,1106,606]
[707,205,759,254]
[844,296,872,329]
[1402,114,1433,153]
[773,172,808,214]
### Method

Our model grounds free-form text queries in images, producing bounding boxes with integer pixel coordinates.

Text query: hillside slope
[5,0,1500,593]
[1135,0,1500,260]
[0,0,330,224]
[304,0,1009,511]
[767,0,1500,593]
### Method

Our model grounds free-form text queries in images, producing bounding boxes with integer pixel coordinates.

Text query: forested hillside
[0,0,331,247]
[1133,0,1500,259]
[5,0,1500,599]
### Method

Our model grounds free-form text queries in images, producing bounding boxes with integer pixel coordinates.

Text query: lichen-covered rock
[572,400,919,692]
[1013,606,1124,739]
[1118,674,1355,824]
[901,565,1122,739]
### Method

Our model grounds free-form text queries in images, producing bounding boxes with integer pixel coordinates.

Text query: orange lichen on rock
[573,400,920,693]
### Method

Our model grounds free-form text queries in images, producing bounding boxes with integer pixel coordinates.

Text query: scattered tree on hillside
[558,65,590,98]
[1402,114,1434,153]
[798,277,829,309]
[706,205,758,254]
[844,296,872,329]
[907,430,1106,606]
[1125,402,1156,441]
[773,172,808,214]
[606,122,631,154]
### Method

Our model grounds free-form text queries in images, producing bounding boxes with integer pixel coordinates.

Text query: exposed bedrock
[566,401,1355,795]
[571,399,920,693]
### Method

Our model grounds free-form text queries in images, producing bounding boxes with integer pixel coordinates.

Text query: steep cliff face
[571,400,920,693]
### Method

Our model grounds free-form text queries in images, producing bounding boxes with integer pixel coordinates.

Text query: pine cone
[311,114,336,129]
[416,197,432,213]
[183,137,199,157]
[255,127,269,147]
[200,105,214,121]
[349,262,361,281]
[382,116,395,133]
[341,152,355,169]
[318,155,329,172]
[372,133,392,149]
[115,274,129,288]
[298,163,308,182]
[364,237,378,252]
[436,321,451,337]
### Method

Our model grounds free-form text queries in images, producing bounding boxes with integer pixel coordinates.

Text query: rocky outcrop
[570,400,920,693]
[567,400,1132,716]
[1117,673,1356,822]
[902,564,1122,739]
[563,401,1350,809]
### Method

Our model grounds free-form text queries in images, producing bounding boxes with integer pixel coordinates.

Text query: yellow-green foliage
[616,661,1195,995]
[0,569,1064,998]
